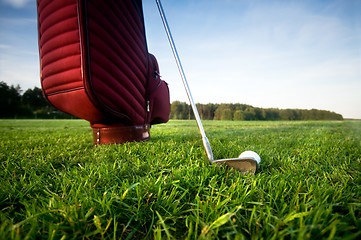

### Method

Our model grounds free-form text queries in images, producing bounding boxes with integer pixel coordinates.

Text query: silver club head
[214,157,259,174]
[204,137,260,174]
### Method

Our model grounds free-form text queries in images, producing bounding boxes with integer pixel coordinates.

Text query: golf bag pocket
[148,80,170,125]
[146,54,170,125]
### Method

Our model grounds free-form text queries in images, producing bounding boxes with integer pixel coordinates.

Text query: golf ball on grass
[239,151,261,165]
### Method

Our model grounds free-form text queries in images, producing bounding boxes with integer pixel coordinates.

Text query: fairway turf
[1,119,360,239]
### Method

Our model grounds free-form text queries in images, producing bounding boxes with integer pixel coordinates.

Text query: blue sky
[0,0,360,119]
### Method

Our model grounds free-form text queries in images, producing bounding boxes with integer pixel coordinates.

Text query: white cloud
[0,44,11,49]
[0,50,40,90]
[2,0,31,8]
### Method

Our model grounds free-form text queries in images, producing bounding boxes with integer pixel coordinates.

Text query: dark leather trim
[92,124,150,144]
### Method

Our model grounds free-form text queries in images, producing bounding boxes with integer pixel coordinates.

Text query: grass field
[1,119,360,239]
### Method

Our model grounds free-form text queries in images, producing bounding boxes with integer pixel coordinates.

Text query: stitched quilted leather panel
[37,0,112,123]
[38,0,84,96]
[85,0,148,124]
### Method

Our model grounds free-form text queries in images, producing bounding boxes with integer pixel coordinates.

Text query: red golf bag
[37,0,170,144]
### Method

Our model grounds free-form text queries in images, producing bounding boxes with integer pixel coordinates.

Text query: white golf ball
[239,151,261,164]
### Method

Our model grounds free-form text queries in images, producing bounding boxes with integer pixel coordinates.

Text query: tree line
[1,81,343,120]
[0,81,72,119]
[170,101,343,121]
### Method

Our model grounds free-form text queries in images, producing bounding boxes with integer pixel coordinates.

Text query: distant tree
[197,103,216,120]
[22,87,48,110]
[265,109,280,120]
[170,101,180,119]
[233,110,244,120]
[280,109,296,120]
[254,108,266,120]
[169,101,343,121]
[333,112,343,120]
[221,108,233,120]
[0,81,23,118]
[214,105,233,120]
[207,103,217,120]
[213,107,221,120]
[243,107,256,120]
[170,101,191,119]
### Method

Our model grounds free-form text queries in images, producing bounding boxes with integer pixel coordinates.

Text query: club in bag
[155,0,260,174]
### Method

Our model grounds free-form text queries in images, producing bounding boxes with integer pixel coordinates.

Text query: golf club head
[214,157,259,174]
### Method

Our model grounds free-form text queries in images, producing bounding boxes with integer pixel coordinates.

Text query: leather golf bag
[37,0,170,144]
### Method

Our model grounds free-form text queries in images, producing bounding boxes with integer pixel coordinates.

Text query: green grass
[1,119,360,239]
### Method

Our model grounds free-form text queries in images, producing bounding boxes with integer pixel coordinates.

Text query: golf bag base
[92,124,150,145]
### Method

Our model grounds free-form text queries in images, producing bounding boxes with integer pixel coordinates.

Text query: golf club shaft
[155,0,214,161]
